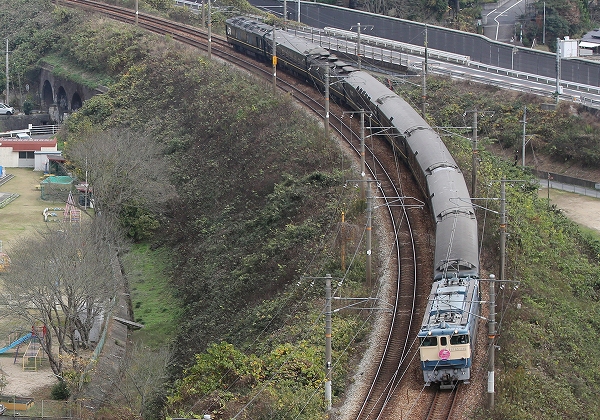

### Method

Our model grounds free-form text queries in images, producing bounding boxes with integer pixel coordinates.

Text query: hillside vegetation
[394,77,600,170]
[1,1,600,419]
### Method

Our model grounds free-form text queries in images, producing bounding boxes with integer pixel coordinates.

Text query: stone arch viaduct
[39,66,107,121]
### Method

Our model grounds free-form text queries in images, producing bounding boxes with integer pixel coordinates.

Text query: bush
[50,380,70,400]
[23,100,33,115]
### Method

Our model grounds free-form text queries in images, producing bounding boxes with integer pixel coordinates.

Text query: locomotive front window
[450,334,469,345]
[440,337,448,346]
[420,336,437,346]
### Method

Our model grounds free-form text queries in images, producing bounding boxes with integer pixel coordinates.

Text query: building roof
[0,138,57,151]
[48,155,66,162]
[40,175,73,185]
[582,29,600,44]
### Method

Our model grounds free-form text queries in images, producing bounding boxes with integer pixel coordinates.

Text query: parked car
[0,403,5,415]
[0,103,14,115]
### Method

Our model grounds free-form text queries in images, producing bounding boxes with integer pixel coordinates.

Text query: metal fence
[534,169,600,199]
[0,398,93,419]
[29,124,60,137]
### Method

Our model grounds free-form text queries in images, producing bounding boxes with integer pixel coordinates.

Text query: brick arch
[42,80,54,111]
[71,92,83,111]
[57,86,68,114]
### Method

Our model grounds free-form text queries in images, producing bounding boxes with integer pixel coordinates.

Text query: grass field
[0,168,74,253]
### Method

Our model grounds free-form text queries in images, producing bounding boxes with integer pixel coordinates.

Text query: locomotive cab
[419,327,472,389]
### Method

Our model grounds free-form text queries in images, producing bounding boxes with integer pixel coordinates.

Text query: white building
[0,137,61,171]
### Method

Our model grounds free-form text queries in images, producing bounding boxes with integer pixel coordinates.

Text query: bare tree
[0,220,120,376]
[66,128,176,218]
[101,343,172,420]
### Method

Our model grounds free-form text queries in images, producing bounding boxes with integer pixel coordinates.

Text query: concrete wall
[0,114,53,132]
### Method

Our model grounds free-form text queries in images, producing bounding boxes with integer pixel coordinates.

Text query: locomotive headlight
[428,331,432,335]
[454,329,458,334]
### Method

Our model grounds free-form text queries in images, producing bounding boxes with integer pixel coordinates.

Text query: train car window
[440,337,447,346]
[420,336,437,347]
[450,334,469,345]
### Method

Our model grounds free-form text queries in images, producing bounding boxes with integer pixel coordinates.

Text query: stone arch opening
[42,80,54,111]
[57,86,68,115]
[71,92,83,111]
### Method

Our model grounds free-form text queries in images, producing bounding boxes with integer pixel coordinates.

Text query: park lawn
[0,168,74,253]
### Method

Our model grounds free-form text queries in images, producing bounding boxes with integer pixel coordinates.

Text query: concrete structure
[0,137,60,170]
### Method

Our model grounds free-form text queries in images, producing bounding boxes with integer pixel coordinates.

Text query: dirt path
[539,187,600,233]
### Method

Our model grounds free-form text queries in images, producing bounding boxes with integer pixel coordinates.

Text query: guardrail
[322,27,471,66]
[291,27,600,110]
[173,0,202,11]
[28,124,60,136]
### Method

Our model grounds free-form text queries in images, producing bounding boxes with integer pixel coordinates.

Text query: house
[580,29,600,56]
[0,137,61,171]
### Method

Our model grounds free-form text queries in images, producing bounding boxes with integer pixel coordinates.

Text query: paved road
[481,0,531,43]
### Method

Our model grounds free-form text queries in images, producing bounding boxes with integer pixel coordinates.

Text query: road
[481,0,531,43]
[289,27,600,107]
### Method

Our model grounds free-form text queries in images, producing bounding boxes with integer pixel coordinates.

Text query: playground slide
[0,333,32,354]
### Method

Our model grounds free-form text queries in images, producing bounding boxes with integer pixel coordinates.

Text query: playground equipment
[22,327,46,371]
[0,333,32,354]
[22,338,42,371]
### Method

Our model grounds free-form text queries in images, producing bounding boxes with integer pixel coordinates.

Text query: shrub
[23,100,33,115]
[50,380,70,400]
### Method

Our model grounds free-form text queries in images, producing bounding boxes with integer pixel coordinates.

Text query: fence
[533,169,600,199]
[28,124,60,137]
[0,398,93,419]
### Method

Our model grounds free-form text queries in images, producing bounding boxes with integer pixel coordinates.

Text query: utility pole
[135,0,139,25]
[500,179,506,284]
[555,38,561,103]
[283,0,287,23]
[366,184,373,288]
[424,24,428,76]
[85,156,89,210]
[207,0,212,59]
[421,61,426,118]
[297,0,300,23]
[5,39,9,106]
[360,110,366,200]
[487,273,496,409]
[324,64,330,138]
[543,2,546,45]
[357,23,362,70]
[472,109,478,197]
[547,173,552,207]
[301,274,335,413]
[341,211,346,271]
[351,23,373,71]
[421,25,428,118]
[272,27,277,92]
[521,106,527,167]
[325,274,332,412]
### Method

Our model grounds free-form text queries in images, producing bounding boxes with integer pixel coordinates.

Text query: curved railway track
[57,1,454,418]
